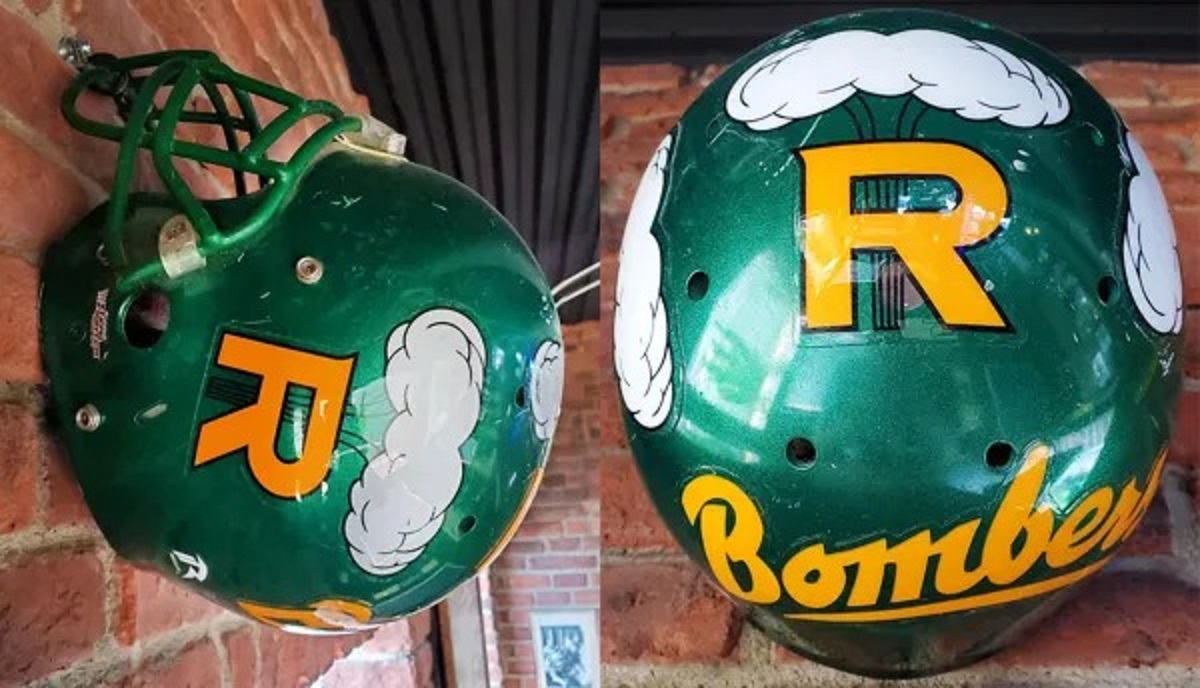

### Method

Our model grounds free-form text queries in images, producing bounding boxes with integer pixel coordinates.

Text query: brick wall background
[599,63,1200,685]
[0,1,438,686]
[488,322,602,688]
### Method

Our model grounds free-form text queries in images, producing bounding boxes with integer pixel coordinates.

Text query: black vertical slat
[534,0,578,277]
[491,0,521,223]
[431,0,480,189]
[397,0,457,172]
[552,0,598,243]
[558,82,600,306]
[458,0,498,206]
[515,1,541,237]
[364,0,436,166]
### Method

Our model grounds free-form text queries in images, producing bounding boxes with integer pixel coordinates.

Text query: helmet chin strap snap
[158,215,207,279]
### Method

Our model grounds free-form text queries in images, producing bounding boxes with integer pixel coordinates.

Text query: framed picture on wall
[530,609,600,688]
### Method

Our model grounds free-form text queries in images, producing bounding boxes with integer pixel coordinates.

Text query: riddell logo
[89,289,109,361]
[682,445,1165,622]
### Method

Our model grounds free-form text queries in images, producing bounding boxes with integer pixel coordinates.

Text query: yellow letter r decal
[798,141,1009,331]
[195,333,356,498]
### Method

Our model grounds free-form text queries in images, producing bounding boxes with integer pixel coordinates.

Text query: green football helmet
[41,49,563,633]
[613,9,1183,677]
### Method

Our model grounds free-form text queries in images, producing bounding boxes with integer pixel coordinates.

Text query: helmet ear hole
[457,515,477,535]
[122,289,170,348]
[1096,275,1118,305]
[687,271,710,300]
[986,442,1015,469]
[785,437,817,468]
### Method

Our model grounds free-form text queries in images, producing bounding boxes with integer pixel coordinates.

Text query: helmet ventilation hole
[785,437,817,469]
[458,515,477,535]
[986,441,1015,469]
[515,386,527,408]
[1096,275,1117,305]
[122,289,170,348]
[687,271,709,300]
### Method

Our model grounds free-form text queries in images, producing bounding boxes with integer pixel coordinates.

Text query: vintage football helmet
[613,9,1183,677]
[41,49,563,633]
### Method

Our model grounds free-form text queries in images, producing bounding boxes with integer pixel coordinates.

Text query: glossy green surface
[616,9,1182,677]
[41,145,561,629]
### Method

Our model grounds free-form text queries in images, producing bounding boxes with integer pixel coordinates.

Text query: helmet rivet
[57,36,93,69]
[296,256,324,285]
[75,404,102,432]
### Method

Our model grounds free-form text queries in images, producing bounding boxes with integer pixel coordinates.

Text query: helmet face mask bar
[41,48,564,634]
[61,50,362,291]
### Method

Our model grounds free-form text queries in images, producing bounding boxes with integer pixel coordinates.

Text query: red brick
[553,573,588,588]
[285,0,364,108]
[265,0,340,102]
[600,65,686,94]
[564,518,598,536]
[503,540,546,555]
[257,627,362,687]
[0,551,106,683]
[186,0,281,85]
[1170,391,1199,469]
[599,120,676,190]
[129,1,217,52]
[0,255,41,382]
[496,574,552,591]
[1081,62,1200,104]
[601,453,679,552]
[0,405,37,533]
[1129,127,1199,175]
[601,561,742,663]
[992,571,1200,668]
[66,0,163,56]
[1160,171,1200,209]
[360,618,416,655]
[1115,490,1173,556]
[228,1,305,95]
[1117,103,1200,127]
[0,6,120,186]
[534,591,571,606]
[317,660,418,688]
[45,442,95,527]
[600,85,704,121]
[223,628,256,688]
[0,128,90,254]
[1185,310,1200,379]
[122,639,221,688]
[528,555,597,571]
[572,590,600,606]
[492,591,535,609]
[413,641,436,687]
[116,565,224,644]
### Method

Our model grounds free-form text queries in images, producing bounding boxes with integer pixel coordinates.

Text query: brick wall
[0,1,436,686]
[599,63,1200,685]
[489,322,602,688]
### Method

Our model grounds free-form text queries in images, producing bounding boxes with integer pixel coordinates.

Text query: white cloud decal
[1122,132,1183,335]
[726,29,1069,131]
[531,339,564,441]
[343,309,486,576]
[614,135,674,429]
